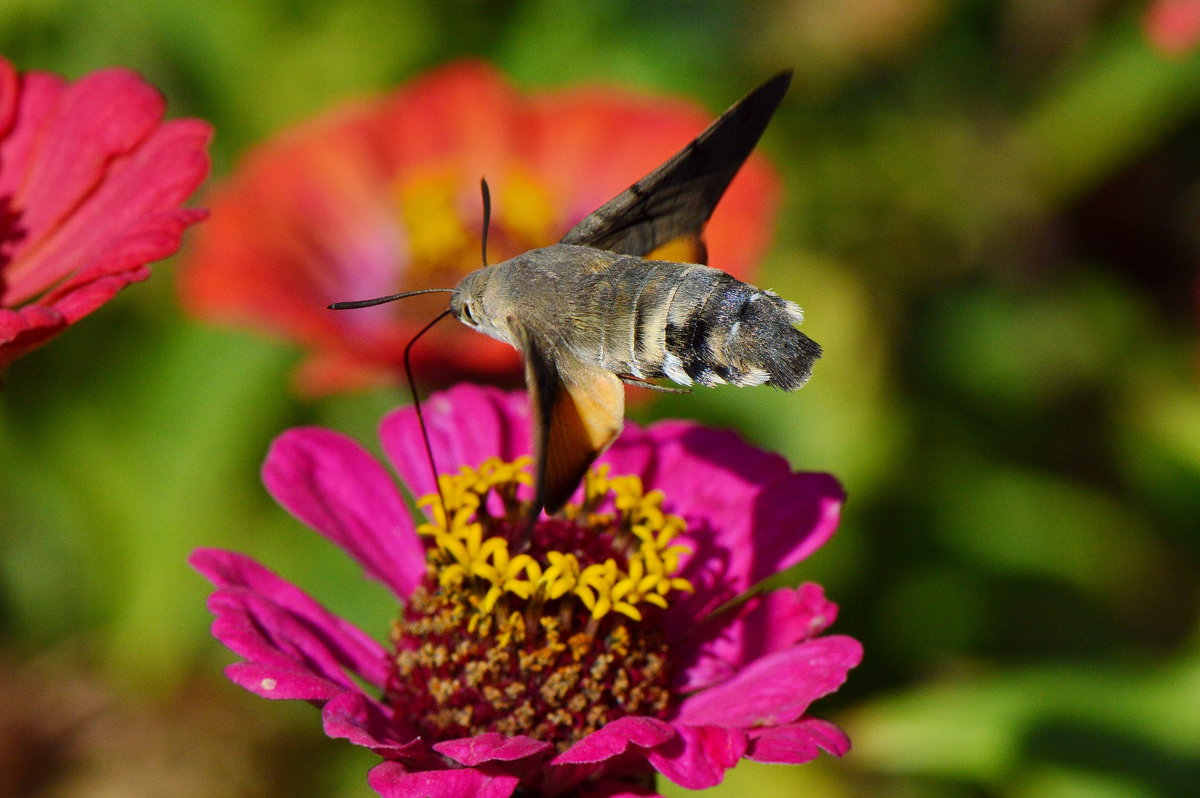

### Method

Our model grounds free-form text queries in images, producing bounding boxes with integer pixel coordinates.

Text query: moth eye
[461,301,478,325]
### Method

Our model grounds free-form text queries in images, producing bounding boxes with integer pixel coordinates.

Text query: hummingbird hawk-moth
[331,71,820,520]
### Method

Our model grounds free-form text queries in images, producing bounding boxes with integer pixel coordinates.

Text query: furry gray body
[451,244,820,392]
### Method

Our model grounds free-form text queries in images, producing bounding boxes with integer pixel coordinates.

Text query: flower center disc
[386,458,693,751]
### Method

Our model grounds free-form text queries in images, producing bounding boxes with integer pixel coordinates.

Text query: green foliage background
[2,1,1198,796]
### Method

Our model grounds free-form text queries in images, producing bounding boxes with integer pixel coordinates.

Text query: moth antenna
[403,308,455,529]
[327,287,454,310]
[480,177,491,267]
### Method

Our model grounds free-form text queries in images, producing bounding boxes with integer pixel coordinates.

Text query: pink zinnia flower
[0,58,211,368]
[178,61,779,395]
[192,384,861,797]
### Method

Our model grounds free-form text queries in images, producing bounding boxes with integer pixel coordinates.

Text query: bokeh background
[2,1,1199,796]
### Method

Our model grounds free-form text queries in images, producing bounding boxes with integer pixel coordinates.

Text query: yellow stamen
[418,457,695,626]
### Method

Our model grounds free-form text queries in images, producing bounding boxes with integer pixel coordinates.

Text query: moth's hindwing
[516,320,625,515]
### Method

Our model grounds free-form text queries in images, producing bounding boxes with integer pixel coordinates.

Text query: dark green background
[2,1,1198,795]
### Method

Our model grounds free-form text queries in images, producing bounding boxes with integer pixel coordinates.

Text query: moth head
[450,267,504,338]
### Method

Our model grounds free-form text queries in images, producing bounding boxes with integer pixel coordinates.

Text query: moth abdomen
[724,288,821,390]
[660,267,821,391]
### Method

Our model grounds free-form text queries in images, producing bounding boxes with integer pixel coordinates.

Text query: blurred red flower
[1145,0,1200,55]
[0,59,211,368]
[179,61,780,395]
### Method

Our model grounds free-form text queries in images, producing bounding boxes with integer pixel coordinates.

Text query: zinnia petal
[4,68,165,276]
[674,582,841,693]
[322,691,423,759]
[222,661,348,702]
[637,424,844,595]
[646,725,747,790]
[380,384,531,498]
[32,120,211,309]
[368,761,521,798]
[262,427,426,598]
[603,421,846,624]
[433,733,552,766]
[0,59,210,367]
[192,548,390,692]
[674,636,863,728]
[537,717,674,797]
[746,718,852,764]
[552,716,675,766]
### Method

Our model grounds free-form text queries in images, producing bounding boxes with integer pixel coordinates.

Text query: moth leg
[619,374,692,394]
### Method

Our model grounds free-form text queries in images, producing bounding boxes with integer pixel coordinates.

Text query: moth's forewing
[559,70,792,264]
[516,321,624,515]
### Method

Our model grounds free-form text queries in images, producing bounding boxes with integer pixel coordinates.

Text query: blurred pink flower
[1145,0,1200,54]
[0,59,211,368]
[178,61,780,395]
[193,384,860,797]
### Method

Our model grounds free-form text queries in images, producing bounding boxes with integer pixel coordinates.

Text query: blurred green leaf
[845,645,1200,792]
[931,463,1165,610]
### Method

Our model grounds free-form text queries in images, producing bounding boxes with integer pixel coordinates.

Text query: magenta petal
[262,427,425,598]
[646,725,747,790]
[322,691,424,758]
[676,583,839,692]
[222,661,345,701]
[368,762,519,798]
[381,384,531,498]
[747,718,851,764]
[46,117,210,251]
[0,304,60,340]
[636,423,790,541]
[191,548,389,690]
[541,717,674,796]
[608,421,845,613]
[552,716,675,765]
[744,471,845,584]
[663,472,845,640]
[40,257,150,321]
[675,636,863,728]
[433,733,551,766]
